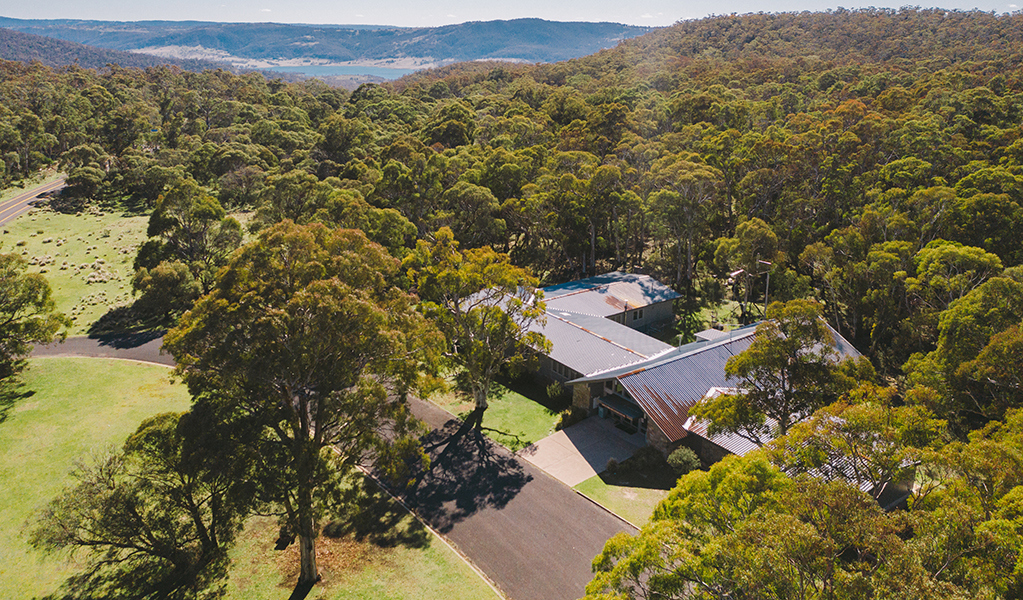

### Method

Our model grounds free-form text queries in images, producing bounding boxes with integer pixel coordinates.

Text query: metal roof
[617,333,758,442]
[529,310,675,376]
[551,311,676,358]
[572,325,760,383]
[609,322,861,444]
[541,272,681,317]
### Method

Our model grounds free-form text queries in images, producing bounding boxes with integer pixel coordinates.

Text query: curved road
[0,177,67,226]
[33,336,636,600]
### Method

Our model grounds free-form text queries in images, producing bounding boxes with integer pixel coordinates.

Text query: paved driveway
[517,417,645,486]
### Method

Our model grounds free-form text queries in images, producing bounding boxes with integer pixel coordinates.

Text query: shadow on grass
[406,419,532,534]
[287,580,318,600]
[598,455,680,491]
[87,305,167,349]
[0,379,35,425]
[495,372,570,414]
[324,479,429,550]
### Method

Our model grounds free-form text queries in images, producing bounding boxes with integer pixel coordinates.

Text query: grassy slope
[0,358,502,600]
[0,207,149,335]
[0,357,191,599]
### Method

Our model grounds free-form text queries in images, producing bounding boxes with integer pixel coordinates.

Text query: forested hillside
[0,17,652,64]
[0,27,227,71]
[5,6,1023,598]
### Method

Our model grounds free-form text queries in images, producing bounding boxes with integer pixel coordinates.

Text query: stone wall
[645,419,671,455]
[572,382,591,410]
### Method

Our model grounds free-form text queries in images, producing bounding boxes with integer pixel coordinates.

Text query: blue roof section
[541,272,681,317]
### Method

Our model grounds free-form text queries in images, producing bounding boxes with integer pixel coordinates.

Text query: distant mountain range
[0,26,226,71]
[0,17,654,76]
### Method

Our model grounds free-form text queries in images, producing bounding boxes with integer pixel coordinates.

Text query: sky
[2,0,1018,28]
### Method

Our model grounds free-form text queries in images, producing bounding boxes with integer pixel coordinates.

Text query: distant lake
[267,65,419,79]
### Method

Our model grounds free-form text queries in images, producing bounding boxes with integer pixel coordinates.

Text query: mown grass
[0,207,149,335]
[0,358,502,600]
[573,452,679,526]
[0,357,191,599]
[574,476,671,527]
[429,380,563,451]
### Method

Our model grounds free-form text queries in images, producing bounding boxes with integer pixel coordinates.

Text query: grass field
[430,381,563,451]
[0,358,502,600]
[0,357,191,599]
[574,475,671,527]
[0,207,149,335]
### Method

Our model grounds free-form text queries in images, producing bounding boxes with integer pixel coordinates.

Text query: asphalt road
[0,177,67,226]
[31,335,637,600]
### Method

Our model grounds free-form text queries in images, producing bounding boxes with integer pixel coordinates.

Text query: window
[632,308,644,321]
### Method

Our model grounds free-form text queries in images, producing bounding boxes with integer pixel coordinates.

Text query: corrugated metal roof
[572,325,760,383]
[613,322,862,444]
[618,334,757,442]
[686,419,765,457]
[530,312,669,376]
[542,272,681,317]
[684,388,765,456]
[551,311,675,358]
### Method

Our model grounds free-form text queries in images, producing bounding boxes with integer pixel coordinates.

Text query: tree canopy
[164,221,442,584]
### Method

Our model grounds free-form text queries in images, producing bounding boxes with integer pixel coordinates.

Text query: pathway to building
[517,417,645,486]
[32,335,638,600]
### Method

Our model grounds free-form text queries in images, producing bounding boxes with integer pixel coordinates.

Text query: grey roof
[541,272,681,317]
[571,325,760,383]
[551,311,676,358]
[530,310,674,376]
[695,328,730,342]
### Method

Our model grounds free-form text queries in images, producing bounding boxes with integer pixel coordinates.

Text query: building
[532,272,862,460]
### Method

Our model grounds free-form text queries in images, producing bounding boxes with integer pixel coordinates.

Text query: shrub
[668,447,702,476]
[546,380,567,400]
[555,406,588,431]
[630,446,667,471]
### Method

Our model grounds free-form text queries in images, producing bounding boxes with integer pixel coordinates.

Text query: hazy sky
[2,0,1018,28]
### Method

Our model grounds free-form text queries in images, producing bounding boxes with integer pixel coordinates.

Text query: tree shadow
[495,372,570,413]
[0,379,34,425]
[323,478,429,550]
[406,420,532,534]
[87,307,166,349]
[286,580,318,600]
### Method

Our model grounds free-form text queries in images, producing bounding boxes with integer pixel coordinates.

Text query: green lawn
[226,484,501,600]
[0,357,502,600]
[430,381,562,451]
[0,357,191,599]
[573,454,679,526]
[574,475,671,527]
[0,207,149,335]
